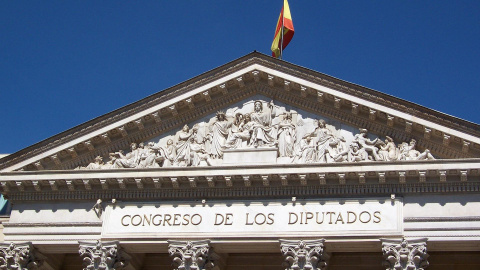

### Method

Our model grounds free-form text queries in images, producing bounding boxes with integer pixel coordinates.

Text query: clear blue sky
[1,1,479,154]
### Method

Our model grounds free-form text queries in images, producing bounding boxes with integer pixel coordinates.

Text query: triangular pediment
[1,52,480,173]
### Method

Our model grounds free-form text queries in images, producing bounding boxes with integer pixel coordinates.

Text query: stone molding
[78,240,131,270]
[168,240,217,270]
[280,239,329,270]
[2,53,479,172]
[0,242,45,270]
[404,216,480,222]
[1,158,480,201]
[381,238,429,270]
[3,182,480,203]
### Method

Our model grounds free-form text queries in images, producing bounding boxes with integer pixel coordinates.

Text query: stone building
[0,52,479,269]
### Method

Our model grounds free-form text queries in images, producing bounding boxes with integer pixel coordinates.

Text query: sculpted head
[94,156,103,164]
[254,101,263,112]
[244,113,251,122]
[410,139,417,147]
[285,112,292,121]
[316,119,326,128]
[216,111,226,121]
[351,142,360,151]
[139,142,144,148]
[235,112,243,121]
[167,139,173,145]
[182,125,189,132]
[130,143,137,150]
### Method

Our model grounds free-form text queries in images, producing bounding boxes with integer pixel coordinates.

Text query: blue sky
[1,1,479,154]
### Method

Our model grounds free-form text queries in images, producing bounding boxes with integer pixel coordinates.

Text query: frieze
[75,100,435,170]
[102,199,403,239]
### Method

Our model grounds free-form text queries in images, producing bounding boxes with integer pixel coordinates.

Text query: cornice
[1,159,479,202]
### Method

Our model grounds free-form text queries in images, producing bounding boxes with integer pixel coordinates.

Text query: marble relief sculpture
[77,100,436,170]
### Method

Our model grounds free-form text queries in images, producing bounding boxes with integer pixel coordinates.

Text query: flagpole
[280,5,284,60]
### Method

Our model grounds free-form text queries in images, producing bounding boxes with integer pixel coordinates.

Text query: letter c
[121,215,131,226]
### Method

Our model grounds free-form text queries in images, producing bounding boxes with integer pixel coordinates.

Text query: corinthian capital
[381,238,429,270]
[279,239,329,270]
[78,240,130,270]
[0,242,45,270]
[168,240,216,270]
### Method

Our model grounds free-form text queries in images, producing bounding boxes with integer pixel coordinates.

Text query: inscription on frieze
[102,199,403,238]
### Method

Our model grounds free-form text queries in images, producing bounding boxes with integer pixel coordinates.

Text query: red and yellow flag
[271,0,294,58]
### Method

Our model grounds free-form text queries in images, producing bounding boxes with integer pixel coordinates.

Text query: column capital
[0,242,45,270]
[168,240,217,270]
[381,238,429,270]
[279,239,329,270]
[78,240,131,270]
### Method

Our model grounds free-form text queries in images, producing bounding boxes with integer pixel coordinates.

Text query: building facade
[0,52,479,269]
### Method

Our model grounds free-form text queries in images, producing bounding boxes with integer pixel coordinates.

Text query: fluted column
[279,239,329,270]
[381,238,429,270]
[168,240,219,270]
[78,240,131,270]
[0,242,45,269]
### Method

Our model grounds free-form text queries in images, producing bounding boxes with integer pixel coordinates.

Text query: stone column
[168,240,219,270]
[78,240,131,270]
[381,238,429,270]
[0,242,45,269]
[279,239,329,270]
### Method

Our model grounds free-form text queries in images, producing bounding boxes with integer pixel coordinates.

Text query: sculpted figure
[114,143,141,168]
[83,156,104,170]
[297,136,316,163]
[307,119,335,163]
[160,139,176,167]
[210,111,231,158]
[354,128,381,160]
[403,139,435,160]
[277,112,296,157]
[224,113,243,149]
[249,100,277,147]
[225,113,248,149]
[189,137,213,166]
[326,136,349,163]
[378,136,399,161]
[348,142,368,162]
[138,142,164,168]
[174,125,197,166]
[102,153,118,169]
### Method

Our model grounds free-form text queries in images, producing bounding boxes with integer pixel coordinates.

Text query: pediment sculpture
[77,99,435,170]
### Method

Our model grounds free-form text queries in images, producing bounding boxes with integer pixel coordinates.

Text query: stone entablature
[2,54,479,172]
[0,159,477,192]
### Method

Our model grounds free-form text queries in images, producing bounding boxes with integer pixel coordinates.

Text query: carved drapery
[280,239,329,270]
[77,100,435,170]
[78,240,130,270]
[168,240,216,270]
[381,238,429,270]
[0,242,44,270]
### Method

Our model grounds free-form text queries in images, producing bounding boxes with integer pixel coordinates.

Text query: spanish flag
[271,0,294,58]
